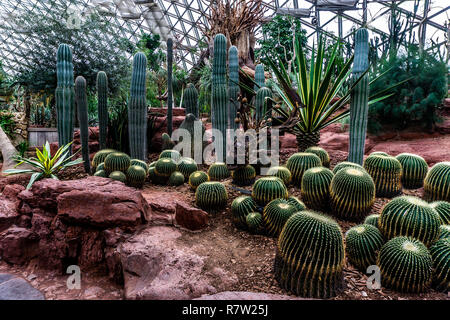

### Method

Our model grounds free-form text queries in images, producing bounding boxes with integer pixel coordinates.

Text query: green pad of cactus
[430,201,450,225]
[126,165,147,188]
[252,177,288,206]
[430,238,450,291]
[263,199,297,237]
[395,153,428,189]
[246,212,264,234]
[379,195,441,247]
[231,196,257,229]
[305,147,330,168]
[301,167,334,212]
[332,161,365,174]
[275,210,345,298]
[168,172,185,186]
[195,181,228,211]
[109,171,127,183]
[188,171,209,190]
[364,214,380,228]
[424,162,450,202]
[232,165,256,186]
[345,224,384,271]
[267,166,292,185]
[159,149,181,162]
[208,162,230,181]
[377,237,433,293]
[363,154,403,198]
[286,152,322,185]
[104,152,131,173]
[177,157,198,180]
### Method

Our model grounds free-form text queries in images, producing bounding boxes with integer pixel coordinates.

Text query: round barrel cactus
[267,166,292,185]
[286,196,306,212]
[96,162,105,172]
[305,146,330,168]
[94,170,107,177]
[168,171,185,186]
[345,224,384,271]
[92,149,116,171]
[275,210,345,298]
[370,151,389,156]
[177,157,198,180]
[246,212,264,234]
[232,165,256,186]
[364,214,380,228]
[130,159,148,173]
[424,162,450,202]
[188,171,209,190]
[301,167,334,212]
[332,161,365,174]
[286,152,322,185]
[430,201,450,225]
[195,182,228,211]
[104,152,131,173]
[154,158,178,178]
[330,167,375,221]
[159,149,181,162]
[429,238,450,291]
[379,195,441,246]
[208,162,230,181]
[439,225,450,240]
[395,153,428,189]
[377,236,433,293]
[109,171,126,183]
[231,196,257,229]
[126,165,147,188]
[263,199,297,237]
[252,177,288,206]
[363,154,402,198]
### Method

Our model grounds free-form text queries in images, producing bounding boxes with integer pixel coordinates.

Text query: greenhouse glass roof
[0,0,448,72]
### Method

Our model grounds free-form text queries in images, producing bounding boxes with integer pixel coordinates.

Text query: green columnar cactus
[178,113,206,159]
[92,149,116,171]
[177,157,198,180]
[126,165,147,188]
[195,181,228,210]
[252,177,288,206]
[286,152,322,185]
[330,167,375,221]
[275,211,345,298]
[424,162,450,202]
[364,214,380,228]
[363,154,403,198]
[263,199,297,237]
[348,28,370,165]
[183,83,199,119]
[301,167,334,212]
[104,152,131,173]
[377,237,433,293]
[429,238,450,291]
[332,161,365,174]
[378,196,441,246]
[75,76,90,173]
[154,158,177,178]
[305,147,330,168]
[246,212,264,234]
[211,34,228,162]
[130,159,148,173]
[167,38,174,136]
[286,196,306,212]
[267,166,292,185]
[159,149,181,162]
[255,87,272,122]
[228,46,239,130]
[188,171,209,190]
[96,71,108,149]
[232,165,256,186]
[430,201,450,225]
[94,170,107,177]
[208,162,230,181]
[439,225,450,240]
[395,153,428,189]
[168,171,185,186]
[109,171,127,183]
[55,44,75,153]
[254,64,265,91]
[128,52,148,161]
[231,196,257,229]
[345,224,385,271]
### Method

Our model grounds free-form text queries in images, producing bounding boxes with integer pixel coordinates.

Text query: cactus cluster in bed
[231,195,257,229]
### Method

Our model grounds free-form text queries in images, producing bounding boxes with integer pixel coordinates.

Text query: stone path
[0,273,44,300]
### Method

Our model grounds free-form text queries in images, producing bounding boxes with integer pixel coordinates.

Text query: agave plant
[4,141,83,189]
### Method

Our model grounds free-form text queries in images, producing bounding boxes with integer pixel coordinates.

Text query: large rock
[0,274,44,300]
[120,226,238,300]
[142,190,189,225]
[0,185,23,232]
[174,202,208,231]
[0,226,39,264]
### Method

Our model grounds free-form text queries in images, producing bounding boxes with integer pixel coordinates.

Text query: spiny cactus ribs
[301,167,334,212]
[246,212,264,234]
[208,162,230,181]
[189,171,209,190]
[97,71,108,149]
[332,161,364,174]
[267,166,291,185]
[305,147,330,168]
[104,152,131,173]
[364,153,402,198]
[177,157,198,180]
[169,171,185,186]
[424,162,450,202]
[92,149,116,171]
[395,153,428,189]
[159,149,181,162]
[430,238,450,291]
[286,152,322,185]
[263,199,297,237]
[430,201,450,225]
[75,76,90,173]
[126,165,147,188]
[231,195,257,229]
[232,165,256,186]
[345,224,384,271]
[252,177,288,206]
[109,171,126,183]
[195,181,228,211]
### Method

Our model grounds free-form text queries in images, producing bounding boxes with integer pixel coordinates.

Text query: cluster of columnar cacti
[286,153,322,184]
[262,199,297,237]
[378,196,441,246]
[208,162,230,181]
[267,166,291,185]
[430,238,450,291]
[75,76,90,173]
[228,46,239,130]
[301,167,334,212]
[188,171,209,190]
[231,196,257,229]
[183,83,199,119]
[332,161,365,174]
[195,181,228,210]
[424,162,450,202]
[169,171,185,186]
[167,38,174,136]
[395,153,428,189]
[377,237,433,293]
[430,201,450,225]
[348,28,370,165]
[364,214,380,227]
[128,52,148,160]
[364,153,402,198]
[255,87,272,122]
[305,147,330,168]
[246,212,264,234]
[177,157,198,180]
[126,165,147,188]
[55,44,75,153]
[96,71,108,150]
[345,224,384,271]
[330,167,375,221]
[252,177,288,206]
[275,211,345,298]
[232,165,256,186]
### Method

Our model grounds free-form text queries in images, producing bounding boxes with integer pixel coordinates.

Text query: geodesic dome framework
[0,0,448,73]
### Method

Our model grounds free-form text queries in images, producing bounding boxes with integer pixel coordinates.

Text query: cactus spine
[97,71,108,150]
[183,83,199,119]
[211,34,228,162]
[348,28,370,165]
[75,76,90,173]
[167,38,174,136]
[128,52,148,161]
[254,64,265,91]
[228,46,239,130]
[55,44,75,153]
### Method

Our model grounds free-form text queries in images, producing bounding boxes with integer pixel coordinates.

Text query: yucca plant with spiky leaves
[5,141,83,189]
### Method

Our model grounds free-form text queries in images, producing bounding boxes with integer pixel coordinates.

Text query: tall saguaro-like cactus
[254,64,265,91]
[128,52,148,161]
[211,34,228,162]
[348,28,370,165]
[255,87,272,122]
[167,38,174,136]
[97,71,108,150]
[183,83,199,119]
[75,76,90,173]
[55,43,75,153]
[228,46,239,130]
